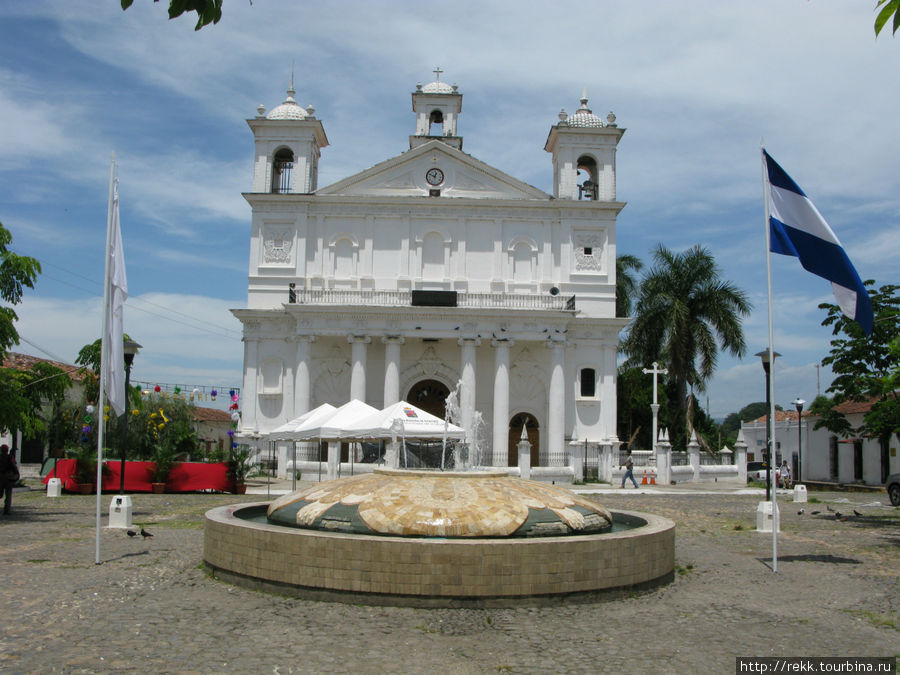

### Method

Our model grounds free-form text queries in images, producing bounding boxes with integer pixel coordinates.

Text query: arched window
[428,110,444,137]
[577,155,598,200]
[580,368,596,397]
[407,379,450,419]
[508,413,540,467]
[272,148,294,194]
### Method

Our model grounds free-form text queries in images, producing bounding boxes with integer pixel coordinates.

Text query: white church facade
[232,73,628,480]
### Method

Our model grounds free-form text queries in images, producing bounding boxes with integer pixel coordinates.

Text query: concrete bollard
[756,501,780,532]
[46,477,62,498]
[108,495,133,529]
[793,484,808,503]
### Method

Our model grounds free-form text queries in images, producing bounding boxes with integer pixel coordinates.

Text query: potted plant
[227,446,253,494]
[71,446,102,494]
[151,444,176,493]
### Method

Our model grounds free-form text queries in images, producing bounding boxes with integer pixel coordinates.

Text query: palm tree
[623,244,751,446]
[616,254,643,317]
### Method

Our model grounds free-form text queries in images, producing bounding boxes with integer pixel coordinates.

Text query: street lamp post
[792,397,806,485]
[119,340,141,494]
[755,350,781,502]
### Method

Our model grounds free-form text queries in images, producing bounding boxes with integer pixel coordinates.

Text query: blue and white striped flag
[763,149,873,335]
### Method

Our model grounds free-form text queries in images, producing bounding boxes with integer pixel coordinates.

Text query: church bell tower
[410,67,463,151]
[544,91,624,201]
[248,77,328,194]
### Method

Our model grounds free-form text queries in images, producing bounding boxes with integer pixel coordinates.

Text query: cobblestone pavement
[0,481,897,673]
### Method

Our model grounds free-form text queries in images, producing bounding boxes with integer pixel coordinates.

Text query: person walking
[0,444,19,514]
[779,460,792,489]
[621,450,639,489]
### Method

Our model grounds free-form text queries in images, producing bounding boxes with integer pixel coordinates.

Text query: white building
[741,401,897,486]
[233,74,628,479]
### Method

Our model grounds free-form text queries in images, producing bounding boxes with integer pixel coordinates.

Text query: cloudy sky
[1,1,897,418]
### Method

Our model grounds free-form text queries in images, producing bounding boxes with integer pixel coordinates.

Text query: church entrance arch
[508,413,540,467]
[406,379,451,420]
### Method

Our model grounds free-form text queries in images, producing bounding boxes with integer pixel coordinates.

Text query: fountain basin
[204,502,675,607]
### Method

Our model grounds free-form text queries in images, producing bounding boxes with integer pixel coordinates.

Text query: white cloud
[13,292,244,388]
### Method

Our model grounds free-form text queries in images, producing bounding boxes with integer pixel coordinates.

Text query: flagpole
[761,143,778,573]
[95,154,116,565]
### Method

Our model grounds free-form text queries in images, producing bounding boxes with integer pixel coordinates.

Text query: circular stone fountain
[204,469,675,607]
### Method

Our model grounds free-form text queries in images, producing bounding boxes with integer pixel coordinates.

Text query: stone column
[569,440,584,481]
[546,338,566,466]
[348,335,371,402]
[598,442,613,482]
[734,429,748,483]
[294,335,315,418]
[517,427,532,480]
[688,431,701,482]
[655,429,671,486]
[458,337,480,446]
[382,336,405,407]
[326,442,339,481]
[242,337,259,432]
[384,440,400,469]
[491,338,512,467]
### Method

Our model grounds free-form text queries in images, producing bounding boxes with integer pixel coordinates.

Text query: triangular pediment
[317,141,550,200]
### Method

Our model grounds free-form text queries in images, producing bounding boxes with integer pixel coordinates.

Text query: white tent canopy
[339,400,465,441]
[267,403,337,441]
[292,399,380,441]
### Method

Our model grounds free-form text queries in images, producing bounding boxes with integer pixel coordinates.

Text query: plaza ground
[0,478,897,673]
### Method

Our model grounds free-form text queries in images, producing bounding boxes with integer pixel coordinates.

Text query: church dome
[421,80,454,94]
[566,94,605,128]
[267,85,309,120]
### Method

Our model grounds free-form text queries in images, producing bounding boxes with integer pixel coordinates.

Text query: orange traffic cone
[641,469,648,485]
[650,471,656,485]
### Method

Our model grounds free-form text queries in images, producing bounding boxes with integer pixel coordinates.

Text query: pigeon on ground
[797,509,804,515]
[811,510,821,515]
[826,505,834,512]
[853,510,862,517]
[833,511,843,520]
[126,530,137,538]
[140,528,153,539]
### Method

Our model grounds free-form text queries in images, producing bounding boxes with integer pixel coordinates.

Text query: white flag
[105,180,128,416]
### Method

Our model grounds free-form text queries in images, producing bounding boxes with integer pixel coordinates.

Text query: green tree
[130,394,199,461]
[616,254,643,318]
[121,0,224,30]
[0,361,72,439]
[721,401,786,445]
[875,0,900,37]
[75,334,138,406]
[815,282,899,448]
[616,365,665,450]
[624,244,751,449]
[0,222,41,360]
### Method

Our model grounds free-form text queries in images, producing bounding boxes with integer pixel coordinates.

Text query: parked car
[886,473,900,506]
[747,461,769,483]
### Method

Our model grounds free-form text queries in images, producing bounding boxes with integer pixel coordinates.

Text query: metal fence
[618,451,656,467]
[699,453,735,466]
[670,451,689,466]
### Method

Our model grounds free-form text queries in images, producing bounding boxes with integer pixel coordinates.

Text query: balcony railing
[287,287,575,311]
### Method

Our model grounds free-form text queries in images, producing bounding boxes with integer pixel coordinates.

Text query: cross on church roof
[433,66,443,80]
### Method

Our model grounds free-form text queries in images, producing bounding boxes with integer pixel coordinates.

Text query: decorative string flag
[762,149,873,335]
